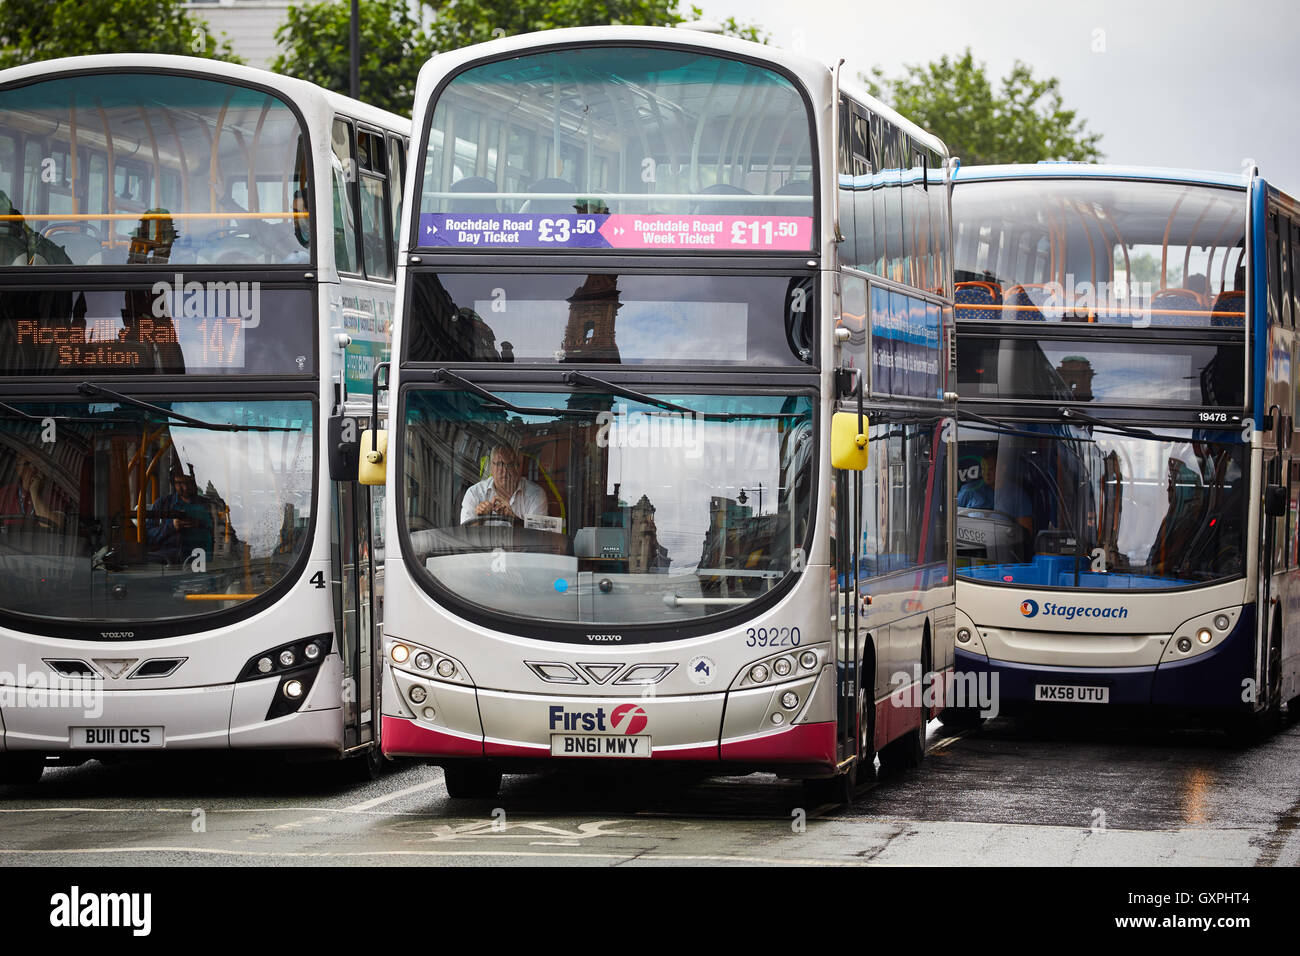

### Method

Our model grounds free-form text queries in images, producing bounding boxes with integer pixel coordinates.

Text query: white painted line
[927,729,972,752]
[0,846,858,865]
[345,778,443,812]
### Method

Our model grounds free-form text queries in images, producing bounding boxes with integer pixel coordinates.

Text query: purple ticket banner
[418,213,814,251]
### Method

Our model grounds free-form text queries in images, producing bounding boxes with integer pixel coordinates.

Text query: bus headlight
[781,691,799,710]
[283,679,304,699]
[773,657,793,677]
[304,642,321,661]
[957,627,971,644]
[279,649,296,667]
[1197,628,1213,645]
[413,652,433,670]
[409,685,427,704]
[799,651,818,670]
[749,664,770,683]
[436,659,457,679]
[1177,637,1192,653]
[1214,614,1231,631]
[257,657,274,674]
[390,643,410,664]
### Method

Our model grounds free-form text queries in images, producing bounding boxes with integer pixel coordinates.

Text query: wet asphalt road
[1,715,1297,866]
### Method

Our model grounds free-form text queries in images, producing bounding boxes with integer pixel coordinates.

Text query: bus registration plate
[69,726,164,748]
[551,734,651,758]
[1034,684,1109,703]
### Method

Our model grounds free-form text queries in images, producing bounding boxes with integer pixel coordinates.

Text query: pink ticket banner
[418,213,814,251]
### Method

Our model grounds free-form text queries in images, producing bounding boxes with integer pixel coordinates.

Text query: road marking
[345,778,444,812]
[927,729,973,753]
[0,846,858,865]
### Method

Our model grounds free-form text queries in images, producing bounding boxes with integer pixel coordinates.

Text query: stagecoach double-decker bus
[363,25,957,799]
[949,162,1300,734]
[0,55,408,784]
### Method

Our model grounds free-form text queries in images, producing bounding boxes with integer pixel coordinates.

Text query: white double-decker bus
[950,162,1300,735]
[0,55,408,784]
[364,26,957,800]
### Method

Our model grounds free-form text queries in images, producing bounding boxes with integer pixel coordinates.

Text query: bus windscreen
[417,47,815,252]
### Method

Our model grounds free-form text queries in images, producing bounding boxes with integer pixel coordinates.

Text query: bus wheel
[879,647,929,774]
[802,764,855,808]
[0,755,44,786]
[1226,625,1283,744]
[936,705,984,729]
[342,744,385,783]
[442,763,502,799]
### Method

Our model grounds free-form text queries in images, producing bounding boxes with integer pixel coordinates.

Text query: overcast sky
[692,0,1300,193]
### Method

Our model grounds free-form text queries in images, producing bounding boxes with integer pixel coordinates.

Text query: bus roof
[0,53,407,132]
[953,162,1249,190]
[414,25,949,160]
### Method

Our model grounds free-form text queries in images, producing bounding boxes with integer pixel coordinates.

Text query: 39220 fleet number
[746,626,801,647]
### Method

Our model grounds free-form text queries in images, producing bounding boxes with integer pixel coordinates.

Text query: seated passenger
[958,449,1033,533]
[147,471,214,564]
[460,444,547,524]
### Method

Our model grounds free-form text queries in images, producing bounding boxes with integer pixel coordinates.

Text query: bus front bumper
[0,657,343,753]
[954,605,1256,712]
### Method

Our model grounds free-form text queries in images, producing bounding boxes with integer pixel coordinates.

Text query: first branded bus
[363,25,959,799]
[0,55,408,783]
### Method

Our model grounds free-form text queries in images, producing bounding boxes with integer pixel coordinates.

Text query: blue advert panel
[870,285,942,400]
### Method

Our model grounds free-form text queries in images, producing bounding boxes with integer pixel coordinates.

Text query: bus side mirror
[358,429,388,486]
[831,411,869,471]
[327,414,360,482]
[1265,485,1287,517]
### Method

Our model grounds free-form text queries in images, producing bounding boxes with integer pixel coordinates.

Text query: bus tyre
[343,744,385,783]
[936,705,983,729]
[1227,627,1283,744]
[802,765,855,808]
[879,648,929,774]
[878,719,925,773]
[858,682,876,778]
[442,763,502,799]
[0,755,44,786]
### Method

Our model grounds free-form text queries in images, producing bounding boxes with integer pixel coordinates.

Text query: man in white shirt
[460,444,548,524]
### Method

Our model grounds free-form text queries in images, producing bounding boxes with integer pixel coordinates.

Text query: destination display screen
[0,282,314,376]
[417,213,814,252]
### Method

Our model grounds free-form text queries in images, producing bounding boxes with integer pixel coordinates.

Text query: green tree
[273,0,433,117]
[0,0,240,68]
[273,0,766,116]
[865,49,1102,166]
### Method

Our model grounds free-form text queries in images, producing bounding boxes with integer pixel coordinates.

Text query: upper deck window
[953,179,1247,328]
[0,72,311,268]
[417,47,815,253]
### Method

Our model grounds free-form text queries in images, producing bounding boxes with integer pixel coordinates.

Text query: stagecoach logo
[609,703,648,735]
[1020,600,1039,618]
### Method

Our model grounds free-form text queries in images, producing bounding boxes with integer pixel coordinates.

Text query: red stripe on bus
[719,721,836,765]
[381,715,482,757]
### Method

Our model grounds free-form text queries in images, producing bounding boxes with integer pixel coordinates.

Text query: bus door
[332,411,383,755]
[833,466,863,768]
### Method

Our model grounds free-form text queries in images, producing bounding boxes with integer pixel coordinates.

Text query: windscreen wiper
[957,407,1096,442]
[563,371,805,422]
[76,382,297,432]
[1058,407,1210,445]
[433,369,595,418]
[0,400,140,426]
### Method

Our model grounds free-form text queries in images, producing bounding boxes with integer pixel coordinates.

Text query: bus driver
[460,443,547,524]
